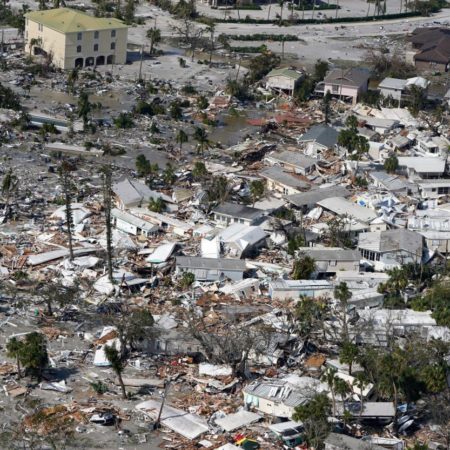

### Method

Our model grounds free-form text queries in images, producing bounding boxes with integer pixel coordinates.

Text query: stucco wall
[25,19,127,69]
[26,19,66,68]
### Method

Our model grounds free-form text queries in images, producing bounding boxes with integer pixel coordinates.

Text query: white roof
[215,445,241,450]
[220,278,260,294]
[131,207,194,232]
[397,157,446,174]
[317,197,378,223]
[378,77,407,90]
[112,208,158,233]
[51,203,91,225]
[146,242,177,263]
[201,237,221,259]
[405,76,429,89]
[215,410,261,432]
[358,309,436,327]
[268,420,303,433]
[218,223,268,250]
[270,279,332,290]
[136,400,208,440]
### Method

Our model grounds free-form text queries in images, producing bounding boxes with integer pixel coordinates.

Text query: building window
[111,29,116,37]
[94,31,99,39]
[110,42,116,50]
[77,45,82,53]
[94,44,98,52]
[77,32,82,41]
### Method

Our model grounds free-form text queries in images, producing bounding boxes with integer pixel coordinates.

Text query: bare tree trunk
[61,170,74,261]
[46,299,53,316]
[16,357,21,379]
[102,165,114,284]
[118,372,127,399]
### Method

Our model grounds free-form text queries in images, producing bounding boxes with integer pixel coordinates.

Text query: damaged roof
[176,256,247,271]
[113,178,172,207]
[298,124,339,148]
[358,229,423,254]
[286,186,350,207]
[260,166,310,190]
[213,202,264,221]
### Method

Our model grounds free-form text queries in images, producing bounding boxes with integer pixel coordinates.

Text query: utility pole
[154,380,170,430]
[138,44,144,82]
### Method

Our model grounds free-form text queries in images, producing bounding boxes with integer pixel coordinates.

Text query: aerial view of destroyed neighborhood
[2,0,450,449]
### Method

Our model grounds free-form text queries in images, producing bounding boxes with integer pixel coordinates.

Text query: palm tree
[67,68,79,95]
[6,337,22,379]
[77,91,91,131]
[104,343,127,399]
[321,367,339,416]
[339,341,359,375]
[176,129,188,154]
[28,37,42,57]
[278,0,285,22]
[334,282,352,341]
[206,23,216,66]
[193,126,211,155]
[163,163,176,186]
[335,378,351,404]
[354,372,369,417]
[148,197,166,213]
[147,27,161,55]
[292,253,316,280]
[250,179,265,206]
[1,168,18,220]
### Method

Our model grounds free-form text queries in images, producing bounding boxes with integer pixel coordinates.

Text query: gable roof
[397,156,446,174]
[266,150,317,169]
[325,433,386,450]
[213,202,264,221]
[298,124,339,148]
[286,186,350,207]
[324,68,370,87]
[267,67,303,80]
[369,171,410,192]
[317,197,378,223]
[260,166,310,190]
[112,178,171,207]
[358,229,423,254]
[410,28,450,64]
[299,247,361,262]
[378,77,407,90]
[414,36,450,63]
[409,27,450,46]
[25,8,127,33]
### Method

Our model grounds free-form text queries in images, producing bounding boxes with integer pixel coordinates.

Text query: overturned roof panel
[135,400,208,440]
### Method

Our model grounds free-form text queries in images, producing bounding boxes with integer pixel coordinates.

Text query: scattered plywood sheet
[136,400,209,440]
[215,410,261,432]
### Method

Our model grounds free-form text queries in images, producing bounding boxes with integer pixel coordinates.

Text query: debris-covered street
[1,0,450,449]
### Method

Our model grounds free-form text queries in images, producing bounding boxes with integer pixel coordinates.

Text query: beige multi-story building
[25,8,127,70]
